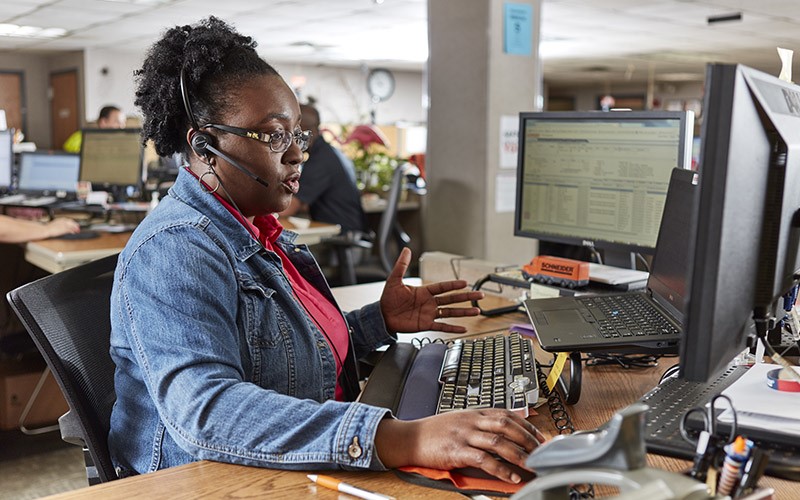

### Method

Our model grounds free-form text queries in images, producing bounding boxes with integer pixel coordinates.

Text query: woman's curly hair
[134,17,278,157]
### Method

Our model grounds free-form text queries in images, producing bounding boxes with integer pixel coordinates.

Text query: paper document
[716,364,800,437]
[588,263,649,285]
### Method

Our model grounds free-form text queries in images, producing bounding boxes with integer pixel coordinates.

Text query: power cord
[583,352,672,369]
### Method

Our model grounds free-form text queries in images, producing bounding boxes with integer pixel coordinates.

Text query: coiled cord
[536,363,574,435]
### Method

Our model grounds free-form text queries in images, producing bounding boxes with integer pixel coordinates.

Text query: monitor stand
[601,249,637,269]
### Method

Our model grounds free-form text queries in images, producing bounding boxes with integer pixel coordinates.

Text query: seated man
[280,104,367,235]
[63,105,127,153]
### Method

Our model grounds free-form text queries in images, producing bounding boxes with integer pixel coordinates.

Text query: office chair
[326,163,411,286]
[6,254,119,484]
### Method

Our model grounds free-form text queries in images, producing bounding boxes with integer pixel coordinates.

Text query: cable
[659,363,681,384]
[583,352,666,369]
[588,248,603,265]
[635,252,651,273]
[536,363,574,435]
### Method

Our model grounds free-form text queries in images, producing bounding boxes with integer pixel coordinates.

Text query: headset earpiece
[190,130,213,157]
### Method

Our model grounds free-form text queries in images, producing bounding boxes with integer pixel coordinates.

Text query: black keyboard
[641,365,800,481]
[437,333,539,416]
[577,294,679,339]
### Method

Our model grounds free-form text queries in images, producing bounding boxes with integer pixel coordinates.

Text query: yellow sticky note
[545,351,569,392]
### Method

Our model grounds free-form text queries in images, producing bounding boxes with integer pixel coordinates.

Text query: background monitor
[79,128,143,189]
[18,151,80,196]
[0,129,12,192]
[514,111,694,268]
[678,63,800,382]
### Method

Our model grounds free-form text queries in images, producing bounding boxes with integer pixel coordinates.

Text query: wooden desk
[25,232,132,274]
[42,286,795,499]
[23,219,340,274]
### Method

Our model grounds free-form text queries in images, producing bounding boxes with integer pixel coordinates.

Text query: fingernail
[511,473,521,484]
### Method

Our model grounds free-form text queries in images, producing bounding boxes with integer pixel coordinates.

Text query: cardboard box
[0,362,69,431]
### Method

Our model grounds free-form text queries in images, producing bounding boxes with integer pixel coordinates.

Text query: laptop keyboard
[577,295,679,339]
[437,332,538,417]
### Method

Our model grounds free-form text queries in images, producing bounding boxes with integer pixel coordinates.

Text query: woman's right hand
[374,409,547,484]
[45,218,80,238]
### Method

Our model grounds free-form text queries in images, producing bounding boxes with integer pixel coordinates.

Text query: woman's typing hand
[375,409,547,483]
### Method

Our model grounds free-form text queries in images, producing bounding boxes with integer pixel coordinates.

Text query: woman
[109,17,544,483]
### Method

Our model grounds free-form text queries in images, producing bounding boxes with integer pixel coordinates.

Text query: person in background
[63,105,127,153]
[109,17,544,483]
[0,215,79,243]
[279,103,367,234]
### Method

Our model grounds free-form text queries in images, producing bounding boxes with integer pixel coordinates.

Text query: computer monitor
[679,63,800,382]
[514,111,694,268]
[18,151,80,197]
[79,128,143,193]
[0,129,12,192]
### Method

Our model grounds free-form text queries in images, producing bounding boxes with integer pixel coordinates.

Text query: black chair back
[377,163,411,274]
[6,254,119,484]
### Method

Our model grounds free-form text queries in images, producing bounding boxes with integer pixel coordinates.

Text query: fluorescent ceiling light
[0,23,67,39]
[101,0,171,4]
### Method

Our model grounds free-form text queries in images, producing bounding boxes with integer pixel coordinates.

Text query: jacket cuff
[336,402,393,470]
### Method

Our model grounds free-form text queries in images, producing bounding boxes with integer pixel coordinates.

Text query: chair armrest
[59,409,87,447]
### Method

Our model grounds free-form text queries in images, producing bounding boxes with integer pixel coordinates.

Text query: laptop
[16,151,80,204]
[523,168,698,353]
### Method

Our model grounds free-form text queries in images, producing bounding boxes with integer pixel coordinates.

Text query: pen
[307,474,396,500]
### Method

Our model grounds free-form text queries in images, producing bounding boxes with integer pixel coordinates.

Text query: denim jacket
[108,168,395,476]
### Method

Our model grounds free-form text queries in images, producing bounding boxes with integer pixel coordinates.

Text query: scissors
[679,393,738,482]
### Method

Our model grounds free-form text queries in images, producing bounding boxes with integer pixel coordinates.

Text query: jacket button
[294,247,301,253]
[347,436,363,459]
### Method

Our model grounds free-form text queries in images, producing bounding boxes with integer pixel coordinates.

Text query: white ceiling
[2,0,800,86]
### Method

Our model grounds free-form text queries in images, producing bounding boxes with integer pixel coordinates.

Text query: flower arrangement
[340,124,402,194]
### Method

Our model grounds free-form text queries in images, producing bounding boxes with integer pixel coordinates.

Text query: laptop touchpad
[544,310,586,324]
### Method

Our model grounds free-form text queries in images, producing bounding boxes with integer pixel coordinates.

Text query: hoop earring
[198,165,220,194]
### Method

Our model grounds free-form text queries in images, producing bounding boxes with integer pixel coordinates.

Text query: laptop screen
[647,168,699,322]
[18,152,80,195]
[0,130,11,190]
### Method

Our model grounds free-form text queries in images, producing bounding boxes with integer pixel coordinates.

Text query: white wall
[83,48,143,123]
[274,63,425,126]
[80,48,426,127]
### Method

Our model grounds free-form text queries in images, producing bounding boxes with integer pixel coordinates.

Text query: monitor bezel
[513,110,695,255]
[678,63,778,382]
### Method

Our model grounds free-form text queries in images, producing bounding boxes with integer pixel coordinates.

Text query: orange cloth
[397,466,525,495]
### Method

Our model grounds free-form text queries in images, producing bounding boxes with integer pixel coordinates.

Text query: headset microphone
[203,141,270,189]
[181,67,269,189]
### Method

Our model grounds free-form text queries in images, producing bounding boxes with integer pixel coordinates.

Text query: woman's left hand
[380,248,485,333]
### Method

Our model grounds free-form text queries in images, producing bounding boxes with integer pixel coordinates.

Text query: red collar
[185,167,283,244]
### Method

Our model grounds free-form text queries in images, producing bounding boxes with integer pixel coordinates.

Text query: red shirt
[188,171,349,400]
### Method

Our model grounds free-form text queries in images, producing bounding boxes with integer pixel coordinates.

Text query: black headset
[180,66,213,157]
[179,66,270,188]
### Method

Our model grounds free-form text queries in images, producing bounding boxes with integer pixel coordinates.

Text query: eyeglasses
[203,123,312,153]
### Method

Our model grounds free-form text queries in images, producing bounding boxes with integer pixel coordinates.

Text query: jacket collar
[168,167,298,262]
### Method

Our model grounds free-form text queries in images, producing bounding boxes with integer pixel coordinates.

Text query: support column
[425,0,543,264]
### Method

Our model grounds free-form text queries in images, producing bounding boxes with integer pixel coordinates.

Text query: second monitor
[79,128,144,196]
[514,111,694,268]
